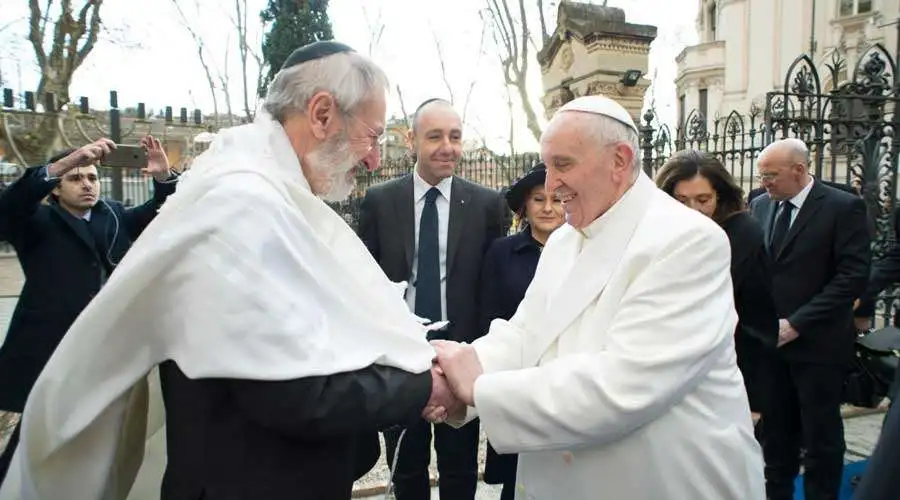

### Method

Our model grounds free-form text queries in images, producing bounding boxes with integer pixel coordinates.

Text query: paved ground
[0,252,888,499]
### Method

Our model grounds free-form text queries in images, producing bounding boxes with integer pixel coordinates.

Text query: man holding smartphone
[0,135,177,481]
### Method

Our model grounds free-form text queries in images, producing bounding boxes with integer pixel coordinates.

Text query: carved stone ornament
[560,45,574,71]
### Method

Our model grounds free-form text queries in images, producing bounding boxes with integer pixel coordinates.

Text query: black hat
[281,41,356,70]
[506,163,547,213]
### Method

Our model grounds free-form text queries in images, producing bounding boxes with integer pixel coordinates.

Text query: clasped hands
[420,340,484,424]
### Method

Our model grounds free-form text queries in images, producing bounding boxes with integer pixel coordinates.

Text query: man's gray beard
[307,131,359,202]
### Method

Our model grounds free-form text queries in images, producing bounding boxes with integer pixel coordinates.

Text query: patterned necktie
[415,187,441,323]
[769,200,794,253]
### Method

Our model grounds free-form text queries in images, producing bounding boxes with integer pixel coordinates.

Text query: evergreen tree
[259,0,335,94]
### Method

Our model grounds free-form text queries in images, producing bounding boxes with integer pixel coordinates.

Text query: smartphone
[101,144,147,168]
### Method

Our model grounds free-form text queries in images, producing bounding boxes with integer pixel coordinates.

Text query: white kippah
[557,95,638,133]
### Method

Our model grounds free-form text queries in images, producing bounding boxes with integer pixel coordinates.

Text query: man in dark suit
[0,136,177,480]
[749,138,871,500]
[358,98,508,500]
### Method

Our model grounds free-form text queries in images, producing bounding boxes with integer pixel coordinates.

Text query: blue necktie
[415,187,441,323]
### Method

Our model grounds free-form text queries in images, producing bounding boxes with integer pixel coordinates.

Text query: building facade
[676,0,899,130]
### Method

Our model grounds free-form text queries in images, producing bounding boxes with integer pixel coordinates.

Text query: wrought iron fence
[639,43,899,326]
[1,45,898,322]
[329,152,539,230]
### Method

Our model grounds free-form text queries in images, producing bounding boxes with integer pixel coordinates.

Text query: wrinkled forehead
[757,146,794,172]
[541,113,599,155]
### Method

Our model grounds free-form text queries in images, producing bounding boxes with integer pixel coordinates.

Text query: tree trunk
[17,76,69,164]
[514,76,543,144]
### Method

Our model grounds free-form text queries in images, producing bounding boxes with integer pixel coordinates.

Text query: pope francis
[434,96,766,499]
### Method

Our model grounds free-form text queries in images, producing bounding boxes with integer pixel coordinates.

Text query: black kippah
[280,40,356,70]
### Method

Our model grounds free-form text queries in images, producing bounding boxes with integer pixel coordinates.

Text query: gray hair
[263,52,389,123]
[584,114,642,175]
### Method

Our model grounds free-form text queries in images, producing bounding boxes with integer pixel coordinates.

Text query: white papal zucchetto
[557,95,638,133]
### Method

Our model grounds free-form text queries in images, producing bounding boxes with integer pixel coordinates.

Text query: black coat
[477,229,543,485]
[357,174,509,343]
[721,212,778,411]
[749,181,871,364]
[0,166,176,412]
[159,360,431,500]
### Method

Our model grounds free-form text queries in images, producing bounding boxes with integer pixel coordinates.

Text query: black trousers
[384,417,480,500]
[762,356,847,500]
[0,420,20,484]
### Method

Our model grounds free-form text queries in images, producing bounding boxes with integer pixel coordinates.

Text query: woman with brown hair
[656,150,778,422]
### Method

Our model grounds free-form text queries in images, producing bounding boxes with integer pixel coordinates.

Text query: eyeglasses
[756,172,778,182]
[350,115,387,152]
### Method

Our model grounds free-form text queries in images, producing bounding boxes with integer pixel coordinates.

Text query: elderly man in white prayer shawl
[431,95,766,499]
[0,41,461,500]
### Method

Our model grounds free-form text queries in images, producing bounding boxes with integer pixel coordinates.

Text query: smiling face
[540,112,636,229]
[409,101,462,185]
[289,88,387,202]
[523,185,565,236]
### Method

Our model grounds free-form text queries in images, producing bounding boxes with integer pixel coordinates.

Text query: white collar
[413,169,453,202]
[577,172,650,240]
[786,176,814,209]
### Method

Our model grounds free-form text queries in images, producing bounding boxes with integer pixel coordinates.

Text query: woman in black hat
[477,163,565,499]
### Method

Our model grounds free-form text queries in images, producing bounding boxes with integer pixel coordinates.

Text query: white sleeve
[473,225,736,454]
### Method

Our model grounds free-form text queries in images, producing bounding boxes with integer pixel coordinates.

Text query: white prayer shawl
[0,113,436,500]
[454,173,765,499]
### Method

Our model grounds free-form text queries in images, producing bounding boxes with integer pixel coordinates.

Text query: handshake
[420,340,484,424]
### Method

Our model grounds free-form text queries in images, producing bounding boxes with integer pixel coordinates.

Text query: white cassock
[0,112,436,499]
[454,173,765,499]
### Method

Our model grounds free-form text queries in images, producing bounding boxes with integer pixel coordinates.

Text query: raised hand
[140,135,172,181]
[47,138,116,178]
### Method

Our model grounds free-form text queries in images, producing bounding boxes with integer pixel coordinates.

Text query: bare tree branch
[170,0,220,126]
[74,0,102,66]
[461,20,489,126]
[484,0,543,143]
[233,0,255,121]
[361,3,385,57]
[537,0,550,45]
[28,0,47,69]
[430,27,454,105]
[396,84,410,128]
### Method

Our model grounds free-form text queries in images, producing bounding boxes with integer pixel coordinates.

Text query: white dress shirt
[776,175,815,227]
[405,172,452,322]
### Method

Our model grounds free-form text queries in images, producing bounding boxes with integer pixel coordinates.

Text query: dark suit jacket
[159,360,432,500]
[721,212,778,410]
[750,181,871,364]
[358,174,508,343]
[0,166,176,412]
